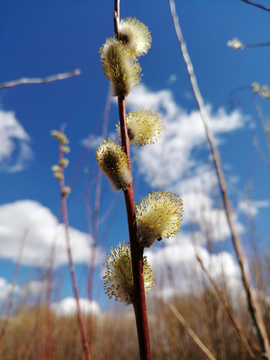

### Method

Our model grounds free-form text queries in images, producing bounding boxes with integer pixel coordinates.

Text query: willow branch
[58,128,91,360]
[114,2,151,358]
[0,69,81,89]
[169,0,270,357]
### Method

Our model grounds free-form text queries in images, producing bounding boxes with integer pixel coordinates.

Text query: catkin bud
[96,138,132,191]
[116,110,165,146]
[60,146,70,153]
[62,186,71,196]
[54,171,63,181]
[118,18,151,57]
[51,130,69,144]
[51,165,62,173]
[136,191,183,248]
[100,38,142,97]
[59,158,69,168]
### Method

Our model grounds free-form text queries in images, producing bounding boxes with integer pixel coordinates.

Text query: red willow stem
[118,97,151,360]
[58,132,92,360]
[113,1,151,358]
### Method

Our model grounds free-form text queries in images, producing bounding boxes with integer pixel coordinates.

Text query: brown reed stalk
[0,230,28,360]
[197,254,265,359]
[57,129,92,360]
[0,69,80,89]
[114,2,151,359]
[169,0,270,357]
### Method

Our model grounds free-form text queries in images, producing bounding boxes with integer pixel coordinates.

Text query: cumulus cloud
[0,110,33,172]
[81,131,117,149]
[0,200,104,268]
[125,84,246,191]
[0,277,21,300]
[51,297,101,316]
[238,199,269,217]
[145,234,241,298]
[123,84,249,242]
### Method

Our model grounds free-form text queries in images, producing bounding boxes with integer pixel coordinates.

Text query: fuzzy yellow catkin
[95,139,132,191]
[54,171,63,181]
[116,110,165,146]
[136,191,184,248]
[51,130,69,144]
[60,146,70,153]
[59,158,69,168]
[103,241,154,304]
[100,38,141,97]
[62,186,71,196]
[118,17,152,57]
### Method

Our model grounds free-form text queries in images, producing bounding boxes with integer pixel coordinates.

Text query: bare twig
[169,0,270,357]
[245,42,270,48]
[57,127,91,360]
[197,255,265,359]
[240,0,270,12]
[114,2,151,358]
[0,69,81,89]
[155,287,217,360]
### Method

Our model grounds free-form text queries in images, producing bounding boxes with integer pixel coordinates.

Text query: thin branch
[245,42,270,48]
[58,127,91,360]
[155,287,217,360]
[169,0,270,358]
[197,255,265,359]
[240,0,270,12]
[0,69,81,89]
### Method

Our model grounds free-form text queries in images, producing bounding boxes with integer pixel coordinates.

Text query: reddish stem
[118,97,151,360]
[58,134,92,360]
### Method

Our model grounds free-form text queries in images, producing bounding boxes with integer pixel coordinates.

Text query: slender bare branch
[0,69,81,89]
[240,0,270,12]
[155,287,217,360]
[57,127,91,360]
[169,0,270,357]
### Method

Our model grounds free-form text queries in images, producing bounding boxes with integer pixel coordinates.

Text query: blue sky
[0,0,270,314]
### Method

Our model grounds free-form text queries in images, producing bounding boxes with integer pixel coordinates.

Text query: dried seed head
[103,241,154,304]
[100,37,142,97]
[116,110,165,146]
[118,17,151,56]
[136,191,184,248]
[96,138,132,191]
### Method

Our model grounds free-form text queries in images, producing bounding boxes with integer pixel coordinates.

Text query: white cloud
[123,84,248,242]
[0,110,33,172]
[0,277,21,300]
[0,200,104,268]
[81,131,117,149]
[125,84,246,191]
[145,234,241,298]
[51,297,101,316]
[238,199,269,217]
[167,74,177,85]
